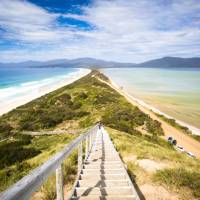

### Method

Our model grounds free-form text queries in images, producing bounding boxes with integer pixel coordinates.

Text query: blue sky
[0,0,200,63]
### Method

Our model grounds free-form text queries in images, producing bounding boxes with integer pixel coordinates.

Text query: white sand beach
[0,69,90,116]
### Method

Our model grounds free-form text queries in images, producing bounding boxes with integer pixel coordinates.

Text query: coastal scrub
[0,71,171,195]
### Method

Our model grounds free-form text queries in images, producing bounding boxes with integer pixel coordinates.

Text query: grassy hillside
[0,70,199,199]
[108,127,200,199]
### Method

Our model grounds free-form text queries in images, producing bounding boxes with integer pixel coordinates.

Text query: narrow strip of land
[97,77,200,158]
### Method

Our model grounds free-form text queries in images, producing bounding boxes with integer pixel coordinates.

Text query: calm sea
[102,68,200,129]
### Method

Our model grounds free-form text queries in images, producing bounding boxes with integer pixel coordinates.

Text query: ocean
[0,67,89,114]
[101,67,200,130]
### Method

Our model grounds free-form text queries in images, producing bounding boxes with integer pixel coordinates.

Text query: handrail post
[78,141,82,172]
[85,136,88,160]
[89,134,92,150]
[92,131,95,145]
[0,125,99,200]
[56,164,64,200]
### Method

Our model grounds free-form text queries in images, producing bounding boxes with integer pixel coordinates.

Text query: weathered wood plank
[78,142,83,172]
[56,164,64,200]
[85,136,89,160]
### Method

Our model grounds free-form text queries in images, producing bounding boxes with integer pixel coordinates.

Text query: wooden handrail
[0,124,99,200]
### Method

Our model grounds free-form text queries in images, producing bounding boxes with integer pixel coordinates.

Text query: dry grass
[106,127,200,199]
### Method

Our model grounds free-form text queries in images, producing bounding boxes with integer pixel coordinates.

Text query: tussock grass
[38,151,78,200]
[107,127,200,199]
[154,168,200,198]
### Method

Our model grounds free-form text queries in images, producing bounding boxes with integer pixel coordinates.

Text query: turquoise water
[0,67,78,89]
[0,67,81,103]
[102,68,200,128]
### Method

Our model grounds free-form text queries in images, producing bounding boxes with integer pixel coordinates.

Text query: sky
[0,0,200,63]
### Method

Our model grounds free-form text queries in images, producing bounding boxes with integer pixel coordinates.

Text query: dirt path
[97,77,200,159]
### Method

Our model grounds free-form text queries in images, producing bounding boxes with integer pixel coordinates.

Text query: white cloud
[0,0,76,43]
[0,0,200,62]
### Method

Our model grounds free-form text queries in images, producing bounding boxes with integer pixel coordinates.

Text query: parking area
[167,136,196,158]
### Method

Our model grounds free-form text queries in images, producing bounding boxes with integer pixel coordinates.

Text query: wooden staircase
[70,128,140,200]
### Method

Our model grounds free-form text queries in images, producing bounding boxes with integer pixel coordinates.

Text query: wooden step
[82,169,124,174]
[75,186,133,196]
[84,165,122,168]
[85,161,121,165]
[87,157,120,160]
[71,195,136,200]
[80,174,126,180]
[78,180,129,187]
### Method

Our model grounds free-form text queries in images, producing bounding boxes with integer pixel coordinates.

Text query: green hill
[0,71,199,200]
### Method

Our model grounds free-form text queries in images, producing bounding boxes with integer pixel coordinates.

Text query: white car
[177,145,184,152]
[187,151,195,158]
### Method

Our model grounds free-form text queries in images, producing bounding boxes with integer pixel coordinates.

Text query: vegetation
[0,133,76,192]
[155,113,192,134]
[0,71,163,139]
[0,70,182,198]
[35,151,78,200]
[0,142,40,169]
[107,127,200,199]
[154,168,200,198]
[191,135,200,142]
[0,121,13,140]
[155,113,200,144]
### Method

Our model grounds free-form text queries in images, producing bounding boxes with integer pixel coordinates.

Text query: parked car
[172,139,177,145]
[167,136,173,142]
[187,151,195,158]
[177,145,184,152]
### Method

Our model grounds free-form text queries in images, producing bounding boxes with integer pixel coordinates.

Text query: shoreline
[110,79,200,136]
[100,68,200,135]
[0,68,90,116]
[97,77,200,158]
[1,68,199,136]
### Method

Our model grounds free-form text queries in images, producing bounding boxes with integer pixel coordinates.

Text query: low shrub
[0,121,13,139]
[0,141,40,169]
[72,101,82,109]
[79,116,93,128]
[77,92,88,99]
[146,118,164,139]
[102,106,148,135]
[75,111,90,118]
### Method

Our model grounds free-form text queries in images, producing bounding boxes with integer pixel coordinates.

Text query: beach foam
[0,68,90,115]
